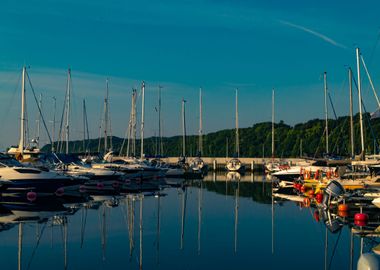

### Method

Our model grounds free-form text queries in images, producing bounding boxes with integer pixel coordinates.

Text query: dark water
[0,173,377,270]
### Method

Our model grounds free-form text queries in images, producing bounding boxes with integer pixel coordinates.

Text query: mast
[140,81,145,159]
[356,48,365,158]
[182,98,187,157]
[19,66,26,154]
[139,196,143,270]
[272,89,275,159]
[65,68,71,155]
[158,85,163,157]
[348,68,355,158]
[83,99,86,152]
[51,97,56,152]
[323,72,329,154]
[199,88,203,156]
[18,223,23,270]
[235,89,239,157]
[104,79,109,152]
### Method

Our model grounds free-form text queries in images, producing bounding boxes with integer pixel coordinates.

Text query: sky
[0,0,380,149]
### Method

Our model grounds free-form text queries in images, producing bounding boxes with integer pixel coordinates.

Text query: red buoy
[308,190,315,197]
[300,185,306,193]
[354,220,367,226]
[315,193,323,204]
[55,187,64,197]
[97,182,105,189]
[26,191,37,202]
[112,181,120,188]
[354,213,369,221]
[313,210,320,222]
[79,185,86,193]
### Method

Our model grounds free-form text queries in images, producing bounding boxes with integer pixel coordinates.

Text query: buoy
[26,191,37,202]
[55,187,64,197]
[308,189,315,197]
[338,210,349,218]
[355,220,368,227]
[97,182,105,189]
[79,185,86,193]
[313,210,320,222]
[354,213,369,221]
[300,185,306,193]
[303,197,311,207]
[112,181,120,188]
[315,193,323,204]
[314,170,319,180]
[338,204,349,212]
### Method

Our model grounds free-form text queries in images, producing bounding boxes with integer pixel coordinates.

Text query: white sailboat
[190,88,207,173]
[7,66,41,160]
[226,89,245,172]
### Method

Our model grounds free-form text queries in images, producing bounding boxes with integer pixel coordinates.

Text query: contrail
[279,20,348,50]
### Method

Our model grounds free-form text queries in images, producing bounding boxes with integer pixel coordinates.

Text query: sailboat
[226,89,245,173]
[190,88,208,173]
[7,67,41,160]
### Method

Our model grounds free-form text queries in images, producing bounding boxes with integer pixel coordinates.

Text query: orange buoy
[338,204,349,212]
[308,189,315,197]
[338,210,349,217]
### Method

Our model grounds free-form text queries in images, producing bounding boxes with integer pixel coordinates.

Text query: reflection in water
[0,173,377,269]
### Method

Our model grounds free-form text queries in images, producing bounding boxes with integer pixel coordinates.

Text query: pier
[159,157,305,172]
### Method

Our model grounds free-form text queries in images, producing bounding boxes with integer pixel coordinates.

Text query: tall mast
[51,96,56,152]
[356,48,365,158]
[199,88,203,155]
[83,99,87,152]
[104,79,109,152]
[158,85,163,156]
[323,72,329,154]
[65,68,71,154]
[235,89,239,157]
[18,223,23,270]
[19,66,26,154]
[140,81,145,159]
[182,98,187,157]
[348,67,355,158]
[272,89,275,159]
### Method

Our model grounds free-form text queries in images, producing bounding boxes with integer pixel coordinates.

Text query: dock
[158,157,305,172]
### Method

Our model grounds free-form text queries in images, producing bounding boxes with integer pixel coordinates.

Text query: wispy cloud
[279,20,348,50]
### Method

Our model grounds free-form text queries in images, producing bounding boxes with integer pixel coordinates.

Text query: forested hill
[42,113,380,158]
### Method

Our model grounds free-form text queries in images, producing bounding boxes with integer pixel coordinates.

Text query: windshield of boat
[0,155,23,167]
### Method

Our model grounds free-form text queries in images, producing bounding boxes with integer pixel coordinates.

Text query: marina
[1,1,380,269]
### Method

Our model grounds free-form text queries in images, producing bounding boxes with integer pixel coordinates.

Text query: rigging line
[26,223,47,270]
[314,126,326,158]
[352,75,380,151]
[0,71,21,128]
[328,229,342,270]
[328,93,349,154]
[26,71,53,146]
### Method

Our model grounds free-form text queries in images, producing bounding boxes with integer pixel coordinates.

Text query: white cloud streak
[279,20,348,50]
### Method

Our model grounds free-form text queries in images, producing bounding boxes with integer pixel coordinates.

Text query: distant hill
[42,113,380,158]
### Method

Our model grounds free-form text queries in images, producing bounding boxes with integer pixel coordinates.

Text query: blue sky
[0,0,380,149]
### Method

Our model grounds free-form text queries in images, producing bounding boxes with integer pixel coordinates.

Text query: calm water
[0,173,377,270]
